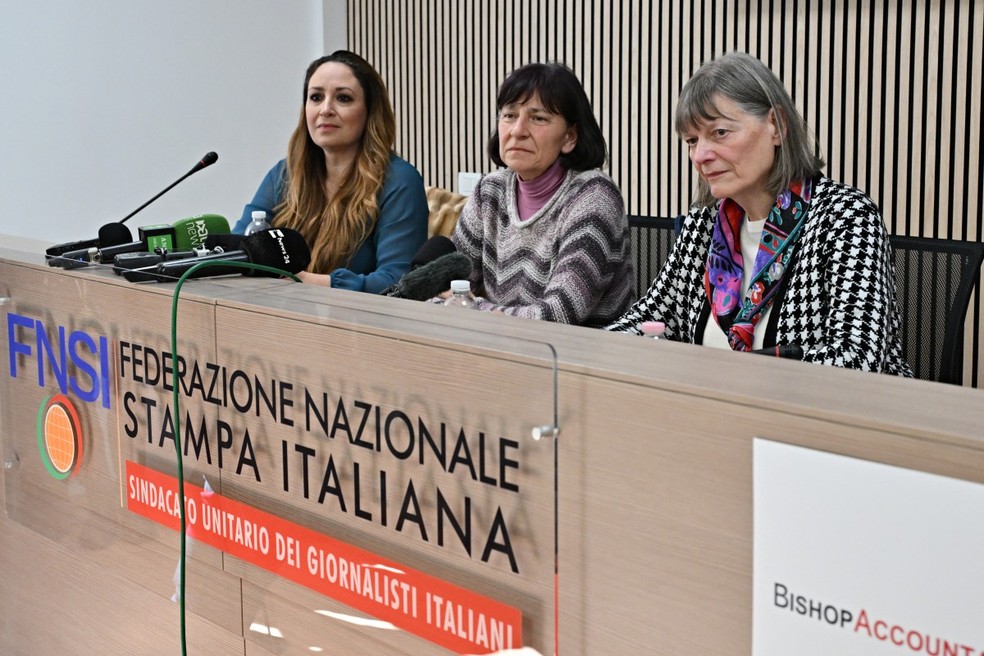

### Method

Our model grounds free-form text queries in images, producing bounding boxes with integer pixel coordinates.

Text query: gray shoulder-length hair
[675,51,824,208]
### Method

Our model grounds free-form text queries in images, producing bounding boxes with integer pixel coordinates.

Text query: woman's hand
[296,271,332,286]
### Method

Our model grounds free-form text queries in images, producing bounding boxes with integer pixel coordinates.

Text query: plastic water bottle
[243,210,271,235]
[444,279,478,309]
[640,321,666,339]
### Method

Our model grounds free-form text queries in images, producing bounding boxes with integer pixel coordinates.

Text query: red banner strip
[125,460,522,654]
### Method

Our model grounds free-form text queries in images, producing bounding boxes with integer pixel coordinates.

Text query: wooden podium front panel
[555,339,984,654]
[210,301,558,654]
[206,280,984,655]
[0,259,251,653]
[5,245,984,655]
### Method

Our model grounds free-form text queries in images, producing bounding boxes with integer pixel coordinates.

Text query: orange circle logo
[37,394,84,479]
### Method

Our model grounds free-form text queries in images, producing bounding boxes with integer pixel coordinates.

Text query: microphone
[103,214,229,264]
[750,344,804,359]
[111,215,232,273]
[144,228,310,283]
[55,224,177,265]
[45,151,218,261]
[378,236,460,296]
[410,235,456,269]
[172,213,229,250]
[118,152,219,225]
[45,222,133,262]
[51,214,230,267]
[203,232,246,252]
[115,249,205,280]
[381,251,473,301]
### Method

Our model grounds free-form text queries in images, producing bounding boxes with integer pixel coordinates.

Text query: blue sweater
[235,154,428,293]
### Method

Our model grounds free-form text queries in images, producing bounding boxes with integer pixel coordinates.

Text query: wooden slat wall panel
[349,0,984,386]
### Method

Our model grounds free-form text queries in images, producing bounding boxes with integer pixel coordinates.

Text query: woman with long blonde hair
[236,50,428,292]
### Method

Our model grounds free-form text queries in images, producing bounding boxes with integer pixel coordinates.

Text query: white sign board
[754,438,984,655]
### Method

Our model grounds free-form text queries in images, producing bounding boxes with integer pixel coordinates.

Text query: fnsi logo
[7,312,112,479]
[37,394,84,478]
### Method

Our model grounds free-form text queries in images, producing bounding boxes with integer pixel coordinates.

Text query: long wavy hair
[276,50,396,273]
[675,51,824,208]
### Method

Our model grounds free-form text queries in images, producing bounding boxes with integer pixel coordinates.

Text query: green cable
[169,261,301,655]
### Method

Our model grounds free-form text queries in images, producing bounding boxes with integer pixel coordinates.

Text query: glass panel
[1,265,559,655]
[1,266,238,633]
[208,300,559,655]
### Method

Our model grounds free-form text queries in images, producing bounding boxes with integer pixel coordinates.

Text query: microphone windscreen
[410,235,456,269]
[172,214,230,250]
[204,233,246,252]
[396,251,472,301]
[242,228,311,276]
[98,222,133,247]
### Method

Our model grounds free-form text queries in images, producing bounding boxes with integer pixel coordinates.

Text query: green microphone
[93,214,230,263]
[169,213,231,250]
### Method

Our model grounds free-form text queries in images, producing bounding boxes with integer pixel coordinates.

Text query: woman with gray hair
[607,52,911,375]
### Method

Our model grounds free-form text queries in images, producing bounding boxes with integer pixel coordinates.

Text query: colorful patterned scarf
[703,179,813,351]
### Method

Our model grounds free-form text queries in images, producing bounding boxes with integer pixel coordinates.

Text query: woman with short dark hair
[450,62,634,326]
[607,52,911,375]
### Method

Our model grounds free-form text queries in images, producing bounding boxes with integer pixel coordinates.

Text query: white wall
[0,0,347,244]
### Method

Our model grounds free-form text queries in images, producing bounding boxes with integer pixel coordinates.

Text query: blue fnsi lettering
[7,312,111,409]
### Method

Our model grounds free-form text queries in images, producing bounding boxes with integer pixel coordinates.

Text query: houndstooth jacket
[606,176,913,376]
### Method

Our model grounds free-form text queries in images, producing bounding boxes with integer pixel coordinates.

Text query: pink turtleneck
[516,159,566,221]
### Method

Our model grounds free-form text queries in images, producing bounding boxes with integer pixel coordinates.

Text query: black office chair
[890,235,984,385]
[627,216,679,298]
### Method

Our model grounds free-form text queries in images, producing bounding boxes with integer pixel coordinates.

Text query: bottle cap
[450,279,471,293]
[251,210,267,220]
[639,321,666,337]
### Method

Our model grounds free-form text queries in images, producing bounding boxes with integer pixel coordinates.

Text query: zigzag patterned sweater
[451,167,634,326]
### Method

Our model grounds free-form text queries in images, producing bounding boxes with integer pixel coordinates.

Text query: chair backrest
[627,215,678,298]
[425,185,468,238]
[889,235,984,385]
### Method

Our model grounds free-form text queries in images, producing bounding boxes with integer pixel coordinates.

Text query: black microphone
[750,344,804,359]
[114,249,202,277]
[203,232,246,252]
[146,228,310,283]
[45,151,218,262]
[46,223,134,264]
[410,235,456,269]
[381,251,473,301]
[119,152,219,225]
[88,214,232,265]
[379,236,459,296]
[54,224,177,265]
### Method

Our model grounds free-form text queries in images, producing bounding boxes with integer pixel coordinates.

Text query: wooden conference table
[1,238,982,655]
